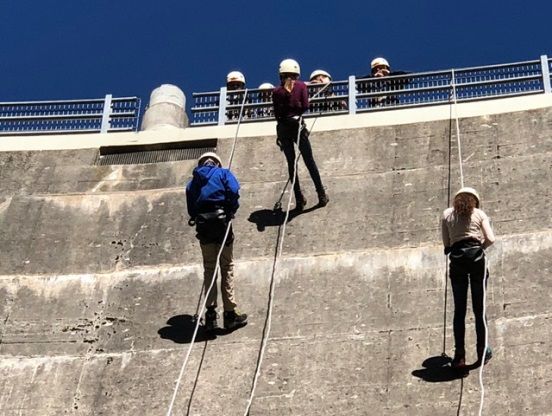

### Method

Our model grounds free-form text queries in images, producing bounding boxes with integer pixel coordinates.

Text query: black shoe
[295,194,307,211]
[451,351,466,369]
[223,309,248,330]
[476,346,493,367]
[204,307,218,332]
[317,189,329,207]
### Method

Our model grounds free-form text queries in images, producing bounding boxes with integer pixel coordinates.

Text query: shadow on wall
[411,355,469,382]
[248,205,321,232]
[158,314,241,343]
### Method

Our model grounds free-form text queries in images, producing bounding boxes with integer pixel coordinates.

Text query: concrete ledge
[1,94,551,152]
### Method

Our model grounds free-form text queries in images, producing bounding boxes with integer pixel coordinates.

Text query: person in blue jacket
[186,152,247,332]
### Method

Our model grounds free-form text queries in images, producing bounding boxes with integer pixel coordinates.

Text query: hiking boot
[317,189,329,207]
[223,309,248,330]
[204,307,218,332]
[451,350,466,369]
[476,346,493,367]
[295,194,307,211]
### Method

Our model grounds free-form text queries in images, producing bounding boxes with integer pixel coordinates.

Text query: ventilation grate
[96,139,218,166]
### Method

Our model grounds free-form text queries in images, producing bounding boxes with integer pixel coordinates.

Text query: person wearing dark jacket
[359,57,410,107]
[272,58,329,211]
[186,152,247,331]
[441,187,495,369]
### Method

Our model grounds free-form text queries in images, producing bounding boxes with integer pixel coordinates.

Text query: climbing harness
[166,89,248,416]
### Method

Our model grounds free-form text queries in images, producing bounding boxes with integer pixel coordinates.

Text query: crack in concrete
[0,277,20,346]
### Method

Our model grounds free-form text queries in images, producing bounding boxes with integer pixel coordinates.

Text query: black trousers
[277,119,324,200]
[450,254,489,354]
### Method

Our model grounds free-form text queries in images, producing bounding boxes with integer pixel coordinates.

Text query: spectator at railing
[358,57,410,107]
[256,83,274,118]
[226,71,249,121]
[308,69,347,113]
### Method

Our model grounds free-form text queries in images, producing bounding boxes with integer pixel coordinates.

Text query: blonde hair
[453,193,477,217]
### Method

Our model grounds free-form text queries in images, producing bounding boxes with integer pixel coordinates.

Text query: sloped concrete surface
[1,105,551,415]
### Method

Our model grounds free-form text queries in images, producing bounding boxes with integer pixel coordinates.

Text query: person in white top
[441,187,496,369]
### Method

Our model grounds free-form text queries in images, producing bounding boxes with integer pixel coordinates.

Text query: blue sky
[1,0,551,111]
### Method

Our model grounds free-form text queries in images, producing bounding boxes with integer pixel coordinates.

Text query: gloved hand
[188,218,196,226]
[276,138,283,151]
[444,246,452,255]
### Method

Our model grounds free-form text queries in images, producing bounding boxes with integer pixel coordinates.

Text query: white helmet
[455,187,480,208]
[309,69,332,81]
[258,82,274,89]
[371,57,390,69]
[226,71,245,84]
[279,59,300,75]
[198,152,222,167]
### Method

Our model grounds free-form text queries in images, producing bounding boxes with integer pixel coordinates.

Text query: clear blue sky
[1,0,551,110]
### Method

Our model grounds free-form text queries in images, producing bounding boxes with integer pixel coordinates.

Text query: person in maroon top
[272,58,329,210]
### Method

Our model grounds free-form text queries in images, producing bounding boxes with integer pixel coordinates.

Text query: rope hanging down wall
[165,90,249,416]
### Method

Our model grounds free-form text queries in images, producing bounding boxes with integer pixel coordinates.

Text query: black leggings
[277,119,324,199]
[450,256,489,353]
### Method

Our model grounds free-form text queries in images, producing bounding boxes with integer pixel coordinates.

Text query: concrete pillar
[141,84,188,130]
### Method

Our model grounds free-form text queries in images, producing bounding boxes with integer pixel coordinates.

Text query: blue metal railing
[0,95,141,136]
[191,55,551,126]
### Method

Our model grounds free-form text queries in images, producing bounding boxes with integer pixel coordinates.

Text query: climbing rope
[451,69,464,188]
[442,103,454,356]
[166,89,249,416]
[242,113,306,416]
[478,255,489,416]
[243,84,330,413]
[449,70,489,415]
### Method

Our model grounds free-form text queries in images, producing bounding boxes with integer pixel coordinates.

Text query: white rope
[451,69,465,188]
[227,89,248,169]
[166,222,232,416]
[165,89,248,416]
[242,115,304,416]
[450,72,488,414]
[478,254,489,416]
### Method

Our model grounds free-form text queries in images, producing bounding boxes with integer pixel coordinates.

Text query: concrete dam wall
[0,101,551,415]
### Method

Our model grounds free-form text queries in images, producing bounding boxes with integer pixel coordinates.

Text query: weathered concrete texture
[1,105,552,415]
[0,148,550,275]
[0,234,551,415]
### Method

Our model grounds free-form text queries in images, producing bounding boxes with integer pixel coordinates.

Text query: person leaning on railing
[225,70,250,121]
[256,82,275,118]
[308,69,347,113]
[358,57,410,107]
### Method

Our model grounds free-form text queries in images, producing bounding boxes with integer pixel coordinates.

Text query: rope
[192,89,250,318]
[451,69,464,188]
[449,71,488,414]
[442,103,454,356]
[242,114,305,416]
[478,255,489,416]
[166,89,248,416]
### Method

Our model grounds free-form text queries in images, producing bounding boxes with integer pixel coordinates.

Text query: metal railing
[190,54,552,126]
[0,95,141,136]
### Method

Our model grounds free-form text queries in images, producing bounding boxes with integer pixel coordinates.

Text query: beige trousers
[200,242,237,311]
